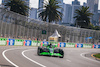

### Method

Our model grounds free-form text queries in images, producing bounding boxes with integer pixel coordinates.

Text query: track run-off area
[0,46,100,67]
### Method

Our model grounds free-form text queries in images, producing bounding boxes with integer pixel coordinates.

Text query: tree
[5,0,29,16]
[38,0,63,23]
[74,6,93,28]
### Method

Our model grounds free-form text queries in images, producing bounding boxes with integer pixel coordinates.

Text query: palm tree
[74,6,93,28]
[38,0,63,23]
[5,0,29,16]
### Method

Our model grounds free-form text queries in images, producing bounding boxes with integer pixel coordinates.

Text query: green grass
[94,53,100,58]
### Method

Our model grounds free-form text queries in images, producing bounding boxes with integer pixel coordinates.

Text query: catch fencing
[0,7,100,44]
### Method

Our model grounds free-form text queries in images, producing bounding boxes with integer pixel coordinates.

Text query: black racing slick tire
[37,47,42,56]
[59,49,64,58]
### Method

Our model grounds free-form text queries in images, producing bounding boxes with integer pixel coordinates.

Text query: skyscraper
[87,0,99,13]
[62,4,72,24]
[87,0,99,25]
[38,0,44,19]
[30,8,37,19]
[38,0,44,10]
[71,5,82,24]
[72,0,80,5]
[71,0,81,24]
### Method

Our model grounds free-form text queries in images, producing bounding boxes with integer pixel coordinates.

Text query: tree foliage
[38,0,63,23]
[74,6,93,28]
[5,0,29,16]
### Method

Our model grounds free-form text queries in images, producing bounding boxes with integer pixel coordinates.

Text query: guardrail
[0,38,100,48]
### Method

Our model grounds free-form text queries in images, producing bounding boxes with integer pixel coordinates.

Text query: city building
[83,2,87,7]
[30,8,37,19]
[87,0,99,13]
[62,4,72,25]
[87,0,99,25]
[38,0,44,20]
[38,0,44,10]
[0,4,2,7]
[57,0,63,24]
[71,5,82,24]
[71,0,81,24]
[72,0,80,5]
[62,0,81,26]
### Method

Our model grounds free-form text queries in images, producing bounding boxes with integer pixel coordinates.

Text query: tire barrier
[0,38,100,48]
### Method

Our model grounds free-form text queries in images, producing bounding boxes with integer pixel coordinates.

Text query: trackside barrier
[0,38,100,49]
[31,40,41,46]
[49,41,58,47]
[0,38,7,46]
[14,39,24,46]
[59,42,66,47]
[42,41,49,45]
[77,43,83,48]
[83,44,93,48]
[25,40,31,46]
[8,39,15,46]
[66,43,75,48]
[93,44,100,48]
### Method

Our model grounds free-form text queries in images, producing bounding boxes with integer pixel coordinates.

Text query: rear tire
[59,49,64,58]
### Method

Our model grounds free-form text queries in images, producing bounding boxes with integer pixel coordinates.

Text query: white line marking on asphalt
[2,48,19,67]
[22,49,46,67]
[2,47,33,67]
[66,59,71,62]
[80,53,100,63]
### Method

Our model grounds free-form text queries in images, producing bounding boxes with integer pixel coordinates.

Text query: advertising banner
[25,40,32,46]
[42,41,49,45]
[59,42,66,47]
[14,39,24,46]
[94,44,100,48]
[77,43,83,48]
[8,39,15,46]
[31,40,41,46]
[66,43,75,48]
[0,38,7,46]
[83,44,93,48]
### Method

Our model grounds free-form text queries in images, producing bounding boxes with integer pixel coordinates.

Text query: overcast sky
[0,0,100,9]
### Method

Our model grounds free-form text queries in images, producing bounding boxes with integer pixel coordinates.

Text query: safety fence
[0,38,100,48]
[0,7,100,44]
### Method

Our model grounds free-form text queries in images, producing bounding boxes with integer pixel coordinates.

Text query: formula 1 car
[37,43,64,58]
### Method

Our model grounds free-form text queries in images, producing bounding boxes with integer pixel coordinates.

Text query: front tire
[37,47,42,56]
[59,49,64,58]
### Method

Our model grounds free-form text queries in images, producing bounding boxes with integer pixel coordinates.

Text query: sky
[0,0,100,9]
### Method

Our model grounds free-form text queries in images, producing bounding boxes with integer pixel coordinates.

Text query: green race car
[37,44,64,58]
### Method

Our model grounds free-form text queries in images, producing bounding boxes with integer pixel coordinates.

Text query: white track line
[22,49,46,67]
[2,48,19,67]
[80,53,100,63]
[66,59,71,62]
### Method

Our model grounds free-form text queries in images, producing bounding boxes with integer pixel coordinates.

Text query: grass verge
[94,53,100,59]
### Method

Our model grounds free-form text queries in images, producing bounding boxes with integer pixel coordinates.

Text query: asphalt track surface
[0,46,100,67]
